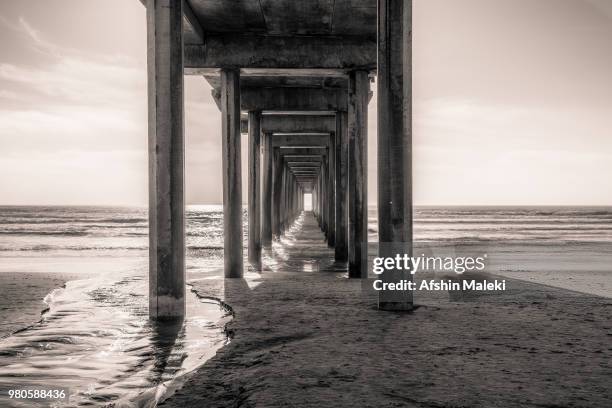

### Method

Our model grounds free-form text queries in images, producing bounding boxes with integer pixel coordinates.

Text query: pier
[142,0,413,318]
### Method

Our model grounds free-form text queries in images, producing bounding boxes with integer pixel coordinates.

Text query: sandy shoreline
[162,216,612,408]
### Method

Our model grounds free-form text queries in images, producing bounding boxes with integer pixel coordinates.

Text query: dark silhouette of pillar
[248,110,262,268]
[348,70,369,278]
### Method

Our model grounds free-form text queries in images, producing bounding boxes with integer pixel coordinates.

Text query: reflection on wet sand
[0,274,229,407]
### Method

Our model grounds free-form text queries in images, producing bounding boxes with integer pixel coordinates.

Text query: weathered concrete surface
[271,134,330,148]
[326,142,335,247]
[261,133,273,247]
[147,0,185,318]
[187,0,376,37]
[221,69,243,278]
[272,148,283,238]
[184,36,376,70]
[347,71,369,279]
[335,112,348,261]
[235,88,348,112]
[241,115,336,135]
[248,111,262,268]
[377,0,413,310]
[162,213,612,408]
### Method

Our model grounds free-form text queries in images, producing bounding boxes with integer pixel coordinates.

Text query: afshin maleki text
[371,253,507,292]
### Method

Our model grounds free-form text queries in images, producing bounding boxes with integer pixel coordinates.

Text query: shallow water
[0,271,230,407]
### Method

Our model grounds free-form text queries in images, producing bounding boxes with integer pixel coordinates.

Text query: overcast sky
[0,0,610,206]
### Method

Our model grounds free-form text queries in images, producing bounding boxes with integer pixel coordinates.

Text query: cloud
[0,16,224,205]
[0,15,147,150]
[0,17,151,204]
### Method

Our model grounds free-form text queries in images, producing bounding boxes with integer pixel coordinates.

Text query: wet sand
[163,213,612,408]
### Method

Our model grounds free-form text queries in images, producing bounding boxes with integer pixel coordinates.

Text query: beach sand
[162,214,612,408]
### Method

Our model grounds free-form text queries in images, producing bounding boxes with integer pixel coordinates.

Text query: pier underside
[144,0,412,317]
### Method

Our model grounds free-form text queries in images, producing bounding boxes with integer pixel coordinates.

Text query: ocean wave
[0,230,89,236]
[188,245,224,250]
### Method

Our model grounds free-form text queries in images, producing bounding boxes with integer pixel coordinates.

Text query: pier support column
[272,148,283,239]
[348,70,369,278]
[377,0,413,310]
[248,110,262,268]
[147,0,185,318]
[221,69,243,278]
[335,112,348,261]
[327,134,336,247]
[321,159,328,236]
[262,132,273,247]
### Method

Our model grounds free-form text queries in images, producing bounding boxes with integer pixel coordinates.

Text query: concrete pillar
[320,164,324,230]
[272,148,283,239]
[321,160,328,235]
[327,133,336,247]
[262,132,273,247]
[313,184,318,217]
[221,69,243,278]
[377,0,413,310]
[281,166,287,233]
[335,112,348,261]
[348,70,369,279]
[147,0,185,319]
[248,110,262,268]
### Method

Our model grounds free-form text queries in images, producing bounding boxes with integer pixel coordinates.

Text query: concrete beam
[283,155,323,161]
[139,0,203,45]
[272,134,331,148]
[213,87,347,112]
[240,115,336,134]
[279,147,327,155]
[183,0,204,44]
[184,35,376,70]
[288,161,321,165]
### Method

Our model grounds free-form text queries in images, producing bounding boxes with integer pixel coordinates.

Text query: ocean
[0,205,611,406]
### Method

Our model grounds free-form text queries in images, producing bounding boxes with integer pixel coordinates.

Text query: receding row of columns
[146,0,413,318]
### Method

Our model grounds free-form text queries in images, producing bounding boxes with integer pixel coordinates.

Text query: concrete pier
[146,0,185,318]
[221,69,243,278]
[327,134,335,247]
[248,110,262,268]
[348,71,369,279]
[335,112,348,261]
[272,148,283,239]
[141,0,413,317]
[377,0,413,310]
[261,132,273,247]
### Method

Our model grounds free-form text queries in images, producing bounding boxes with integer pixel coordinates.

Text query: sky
[0,0,610,206]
